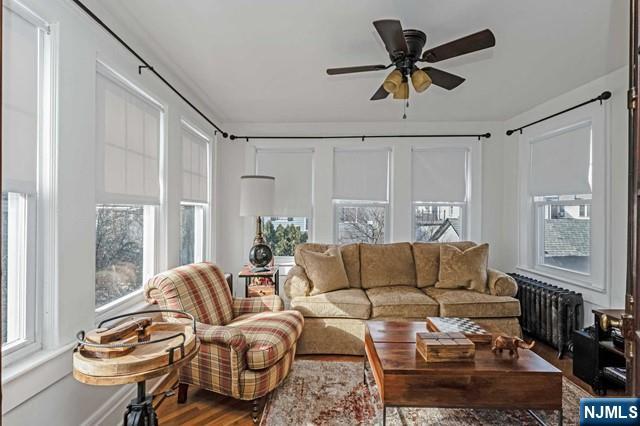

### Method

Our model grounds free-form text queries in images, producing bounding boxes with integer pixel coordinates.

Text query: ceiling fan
[326,20,496,101]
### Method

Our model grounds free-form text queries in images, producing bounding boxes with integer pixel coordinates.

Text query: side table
[238,265,280,297]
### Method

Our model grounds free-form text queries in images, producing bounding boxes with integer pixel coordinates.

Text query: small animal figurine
[491,335,535,358]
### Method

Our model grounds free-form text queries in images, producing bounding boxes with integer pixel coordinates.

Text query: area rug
[261,360,589,425]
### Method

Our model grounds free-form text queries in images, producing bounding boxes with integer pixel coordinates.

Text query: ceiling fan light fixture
[411,69,432,93]
[393,80,409,100]
[383,70,403,93]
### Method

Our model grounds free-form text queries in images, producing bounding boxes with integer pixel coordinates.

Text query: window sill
[515,266,606,294]
[95,289,153,325]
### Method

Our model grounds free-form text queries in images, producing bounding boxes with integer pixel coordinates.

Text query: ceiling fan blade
[373,19,408,55]
[326,64,388,75]
[422,29,495,63]
[423,67,465,90]
[370,84,390,100]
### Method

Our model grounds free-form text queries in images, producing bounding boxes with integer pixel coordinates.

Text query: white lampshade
[239,175,275,217]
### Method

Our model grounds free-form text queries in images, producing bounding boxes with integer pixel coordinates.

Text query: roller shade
[412,148,468,202]
[256,149,313,217]
[95,66,163,205]
[2,8,41,194]
[182,125,209,203]
[333,149,389,202]
[529,120,592,196]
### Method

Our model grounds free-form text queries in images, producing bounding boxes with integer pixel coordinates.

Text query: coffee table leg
[363,357,367,384]
[382,405,386,426]
[558,409,563,426]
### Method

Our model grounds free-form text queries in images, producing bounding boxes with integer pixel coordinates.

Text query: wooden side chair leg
[177,383,189,404]
[252,398,260,423]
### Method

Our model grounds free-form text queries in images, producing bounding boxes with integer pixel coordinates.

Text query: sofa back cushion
[413,241,476,288]
[295,243,361,288]
[436,243,489,293]
[300,247,350,295]
[360,242,416,289]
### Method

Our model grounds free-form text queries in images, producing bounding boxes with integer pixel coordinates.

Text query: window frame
[179,201,207,265]
[262,215,312,266]
[2,2,53,365]
[333,200,390,245]
[412,201,467,243]
[533,196,592,279]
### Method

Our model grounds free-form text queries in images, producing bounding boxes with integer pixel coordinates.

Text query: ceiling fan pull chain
[402,101,407,120]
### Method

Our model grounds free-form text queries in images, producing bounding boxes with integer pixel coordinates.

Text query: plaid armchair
[144,262,303,408]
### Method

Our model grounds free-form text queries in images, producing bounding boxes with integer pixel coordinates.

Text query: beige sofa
[284,241,521,355]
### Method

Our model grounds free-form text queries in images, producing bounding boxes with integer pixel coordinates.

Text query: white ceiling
[92,0,627,123]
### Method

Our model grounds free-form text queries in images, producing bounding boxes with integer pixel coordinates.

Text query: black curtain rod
[70,0,229,137]
[505,91,612,136]
[230,133,491,142]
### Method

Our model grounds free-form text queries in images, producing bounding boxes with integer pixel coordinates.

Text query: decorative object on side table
[73,310,199,426]
[416,331,475,362]
[239,175,275,270]
[426,316,493,344]
[239,263,280,297]
[491,335,535,358]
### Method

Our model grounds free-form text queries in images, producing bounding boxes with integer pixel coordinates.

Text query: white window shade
[96,68,163,205]
[2,9,40,194]
[529,121,592,196]
[256,149,313,217]
[182,126,209,203]
[412,148,468,202]
[333,149,389,202]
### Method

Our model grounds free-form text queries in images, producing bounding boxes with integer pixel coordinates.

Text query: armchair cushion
[233,295,283,317]
[228,310,304,370]
[144,262,234,326]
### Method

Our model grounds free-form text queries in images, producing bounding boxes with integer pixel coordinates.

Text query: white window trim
[333,200,390,244]
[180,202,207,265]
[411,201,467,242]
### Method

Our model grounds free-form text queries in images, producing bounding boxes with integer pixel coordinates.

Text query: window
[95,205,155,307]
[412,148,469,242]
[95,62,163,309]
[333,148,390,244]
[255,149,314,259]
[2,3,50,359]
[180,122,211,265]
[414,204,464,242]
[180,203,205,265]
[336,204,386,244]
[535,195,591,275]
[263,216,310,256]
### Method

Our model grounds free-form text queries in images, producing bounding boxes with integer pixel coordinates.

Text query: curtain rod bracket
[138,65,153,75]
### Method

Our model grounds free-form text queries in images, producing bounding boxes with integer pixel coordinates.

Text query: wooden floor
[154,343,595,425]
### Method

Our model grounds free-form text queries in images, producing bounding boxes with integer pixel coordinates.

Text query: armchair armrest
[487,269,518,297]
[233,295,283,316]
[196,322,248,353]
[284,265,311,298]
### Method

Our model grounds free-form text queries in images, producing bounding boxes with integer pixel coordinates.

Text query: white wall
[217,121,508,295]
[501,67,628,323]
[2,0,221,424]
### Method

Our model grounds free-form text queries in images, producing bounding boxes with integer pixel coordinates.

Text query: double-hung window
[94,63,163,310]
[412,148,468,242]
[180,122,211,265]
[333,148,390,244]
[2,2,51,361]
[255,149,313,262]
[529,119,593,277]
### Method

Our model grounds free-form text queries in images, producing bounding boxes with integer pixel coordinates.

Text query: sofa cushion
[423,287,521,318]
[290,288,371,320]
[413,241,476,288]
[436,243,489,292]
[299,247,350,295]
[360,243,416,289]
[295,243,361,288]
[227,310,304,370]
[365,286,438,318]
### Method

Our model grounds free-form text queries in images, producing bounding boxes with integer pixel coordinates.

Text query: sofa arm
[284,266,311,298]
[487,269,518,297]
[233,295,283,316]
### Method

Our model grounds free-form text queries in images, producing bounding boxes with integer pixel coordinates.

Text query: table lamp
[240,175,275,271]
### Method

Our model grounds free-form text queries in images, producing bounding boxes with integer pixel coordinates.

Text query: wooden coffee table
[364,320,563,425]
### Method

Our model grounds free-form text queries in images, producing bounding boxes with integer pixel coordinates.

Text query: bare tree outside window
[95,205,144,307]
[180,205,195,265]
[336,205,386,244]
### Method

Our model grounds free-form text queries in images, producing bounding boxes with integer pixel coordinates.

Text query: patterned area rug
[261,360,589,425]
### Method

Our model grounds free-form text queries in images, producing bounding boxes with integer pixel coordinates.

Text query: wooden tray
[73,322,199,386]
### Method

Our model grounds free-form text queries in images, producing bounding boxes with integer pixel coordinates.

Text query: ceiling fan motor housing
[402,29,427,61]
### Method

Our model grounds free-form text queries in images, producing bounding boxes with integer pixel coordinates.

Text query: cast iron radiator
[509,273,584,358]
